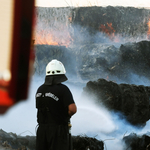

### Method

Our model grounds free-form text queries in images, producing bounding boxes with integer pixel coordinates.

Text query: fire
[147,19,150,40]
[99,23,115,38]
[99,23,119,42]
[35,33,58,46]
[34,28,73,47]
[68,16,72,23]
[99,23,115,36]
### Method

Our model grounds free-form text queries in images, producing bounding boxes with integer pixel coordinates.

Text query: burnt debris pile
[35,6,150,82]
[83,78,150,126]
[35,40,150,83]
[0,129,36,150]
[72,135,104,150]
[71,6,150,44]
[72,40,150,82]
[0,129,104,150]
[123,132,150,150]
[36,6,150,45]
[1,128,150,150]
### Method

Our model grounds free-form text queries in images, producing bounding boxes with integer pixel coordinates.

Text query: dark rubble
[73,40,150,82]
[0,129,36,150]
[83,78,150,126]
[1,129,150,150]
[34,40,150,83]
[0,129,104,150]
[36,6,150,44]
[72,135,104,150]
[123,132,150,150]
[35,6,150,83]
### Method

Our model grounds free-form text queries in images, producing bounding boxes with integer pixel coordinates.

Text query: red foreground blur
[0,0,35,114]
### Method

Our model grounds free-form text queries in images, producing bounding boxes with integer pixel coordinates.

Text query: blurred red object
[0,0,35,114]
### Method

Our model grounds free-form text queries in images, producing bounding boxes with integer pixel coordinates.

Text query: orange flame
[35,33,58,46]
[99,23,115,36]
[99,23,119,42]
[34,28,73,47]
[68,16,72,23]
[147,19,150,40]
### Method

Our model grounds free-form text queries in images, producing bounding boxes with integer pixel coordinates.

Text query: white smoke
[0,74,149,149]
[65,79,150,150]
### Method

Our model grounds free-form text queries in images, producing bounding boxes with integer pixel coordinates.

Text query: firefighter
[35,59,77,150]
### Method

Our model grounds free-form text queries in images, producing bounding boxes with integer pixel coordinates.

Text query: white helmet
[46,59,66,76]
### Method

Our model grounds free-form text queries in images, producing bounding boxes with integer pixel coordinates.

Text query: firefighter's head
[46,59,66,75]
[45,59,67,84]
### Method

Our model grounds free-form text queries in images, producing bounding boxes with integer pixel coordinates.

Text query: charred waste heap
[35,6,150,46]
[0,129,104,150]
[83,78,150,126]
[35,39,150,84]
[35,6,150,83]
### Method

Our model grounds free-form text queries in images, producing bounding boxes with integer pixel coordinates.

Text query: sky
[35,0,150,8]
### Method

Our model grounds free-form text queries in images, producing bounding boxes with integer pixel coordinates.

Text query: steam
[67,80,150,150]
[0,75,149,150]
[71,91,116,135]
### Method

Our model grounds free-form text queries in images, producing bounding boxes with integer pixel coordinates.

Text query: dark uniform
[35,75,75,150]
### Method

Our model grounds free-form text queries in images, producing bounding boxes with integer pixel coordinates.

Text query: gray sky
[35,0,150,8]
